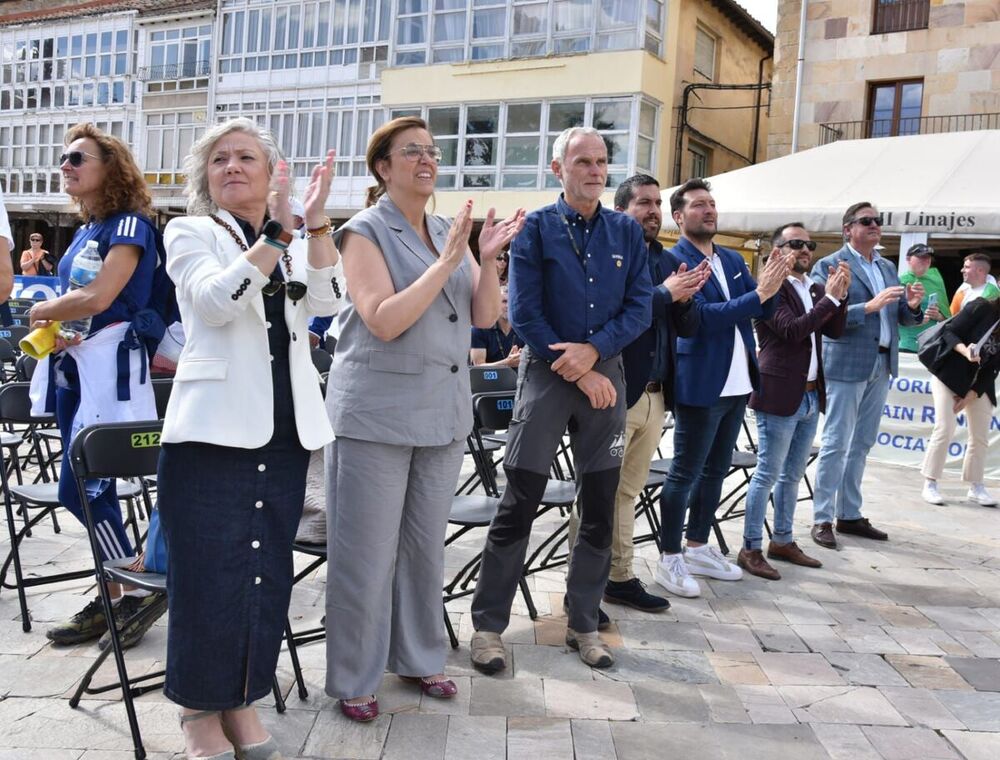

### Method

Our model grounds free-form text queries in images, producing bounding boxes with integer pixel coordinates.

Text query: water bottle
[60,239,103,339]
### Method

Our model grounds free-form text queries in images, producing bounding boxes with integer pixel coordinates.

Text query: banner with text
[11,275,61,301]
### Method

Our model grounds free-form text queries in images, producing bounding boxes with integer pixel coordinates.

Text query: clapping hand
[267,160,295,232]
[440,200,475,273]
[825,261,851,301]
[479,207,526,263]
[865,285,905,314]
[302,149,336,228]
[665,260,711,302]
[755,249,792,302]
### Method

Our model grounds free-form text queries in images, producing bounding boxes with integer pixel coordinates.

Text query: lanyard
[560,214,588,266]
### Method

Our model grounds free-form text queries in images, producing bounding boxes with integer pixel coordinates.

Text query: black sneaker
[562,594,611,631]
[604,578,670,611]
[46,597,108,646]
[98,592,168,651]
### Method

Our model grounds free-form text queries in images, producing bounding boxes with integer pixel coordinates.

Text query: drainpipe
[751,52,772,163]
[790,0,809,153]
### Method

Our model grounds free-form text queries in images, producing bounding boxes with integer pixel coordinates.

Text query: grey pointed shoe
[566,628,614,668]
[179,710,237,760]
[232,737,282,760]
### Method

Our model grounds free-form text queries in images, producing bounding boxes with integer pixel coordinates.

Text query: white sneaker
[922,480,945,505]
[684,545,743,581]
[654,553,701,598]
[968,483,998,507]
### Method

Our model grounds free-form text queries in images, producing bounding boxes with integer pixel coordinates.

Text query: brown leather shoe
[737,548,780,580]
[836,517,888,541]
[767,541,822,568]
[811,522,837,549]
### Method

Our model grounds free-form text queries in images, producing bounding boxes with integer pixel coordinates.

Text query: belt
[645,382,662,393]
[804,381,818,392]
[878,345,890,354]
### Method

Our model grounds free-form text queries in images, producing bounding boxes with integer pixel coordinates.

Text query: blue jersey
[59,212,159,334]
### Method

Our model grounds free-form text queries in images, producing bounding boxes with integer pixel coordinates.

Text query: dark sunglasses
[780,239,817,252]
[59,150,102,168]
[851,215,883,227]
[262,278,307,302]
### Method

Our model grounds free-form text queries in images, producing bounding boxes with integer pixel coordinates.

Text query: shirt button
[292,332,297,341]
[255,500,263,509]
[254,576,261,585]
[251,540,260,549]
[451,365,458,373]
[589,303,594,308]
[269,354,274,362]
[589,278,594,283]
[265,321,272,328]
[258,463,266,472]
[449,314,457,322]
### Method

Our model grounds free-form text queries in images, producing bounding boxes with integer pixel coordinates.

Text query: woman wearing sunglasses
[29,123,166,650]
[323,116,524,721]
[158,118,342,760]
[20,232,55,276]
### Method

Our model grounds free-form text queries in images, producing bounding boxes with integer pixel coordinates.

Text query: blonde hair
[182,117,284,215]
[64,123,152,221]
[365,115,429,208]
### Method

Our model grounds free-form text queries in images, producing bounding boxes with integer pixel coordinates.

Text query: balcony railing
[872,0,929,34]
[818,113,1000,145]
[138,60,211,81]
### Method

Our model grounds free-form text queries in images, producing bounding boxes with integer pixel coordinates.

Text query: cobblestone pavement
[1,458,999,759]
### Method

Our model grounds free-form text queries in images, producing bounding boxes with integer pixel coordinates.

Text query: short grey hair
[183,117,284,215]
[551,126,602,165]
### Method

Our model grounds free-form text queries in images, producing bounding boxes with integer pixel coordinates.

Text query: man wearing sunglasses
[739,224,849,580]
[809,202,924,550]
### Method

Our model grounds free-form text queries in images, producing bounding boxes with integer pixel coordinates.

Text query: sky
[737,0,779,33]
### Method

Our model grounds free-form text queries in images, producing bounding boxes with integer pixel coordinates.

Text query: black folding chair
[14,353,37,381]
[0,337,17,381]
[0,383,147,632]
[0,325,29,352]
[70,421,287,760]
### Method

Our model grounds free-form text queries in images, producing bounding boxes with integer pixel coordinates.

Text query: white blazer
[161,209,342,450]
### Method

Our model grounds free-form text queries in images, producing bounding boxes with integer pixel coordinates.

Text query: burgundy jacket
[750,278,848,416]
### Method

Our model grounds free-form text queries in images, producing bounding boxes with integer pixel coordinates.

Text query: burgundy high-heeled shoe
[339,696,379,722]
[400,675,458,699]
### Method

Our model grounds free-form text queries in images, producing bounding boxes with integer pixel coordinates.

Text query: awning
[667,130,1000,238]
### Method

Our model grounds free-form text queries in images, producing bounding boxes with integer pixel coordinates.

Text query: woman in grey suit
[324,116,525,721]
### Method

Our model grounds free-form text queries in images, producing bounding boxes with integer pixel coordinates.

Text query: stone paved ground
[2,453,999,759]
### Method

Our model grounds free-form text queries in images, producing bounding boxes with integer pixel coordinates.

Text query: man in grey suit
[809,202,924,549]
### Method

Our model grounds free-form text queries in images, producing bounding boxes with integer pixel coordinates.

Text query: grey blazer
[810,244,921,382]
[327,195,474,446]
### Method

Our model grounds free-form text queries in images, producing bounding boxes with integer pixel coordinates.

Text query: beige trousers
[921,374,995,483]
[568,389,666,582]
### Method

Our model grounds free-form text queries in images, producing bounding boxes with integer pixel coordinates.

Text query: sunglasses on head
[59,150,103,168]
[851,215,883,227]
[262,278,307,302]
[909,245,934,257]
[779,239,817,252]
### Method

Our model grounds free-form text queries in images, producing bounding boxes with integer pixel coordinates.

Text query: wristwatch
[262,219,293,246]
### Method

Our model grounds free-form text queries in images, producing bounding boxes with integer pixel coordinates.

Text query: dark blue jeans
[659,394,748,554]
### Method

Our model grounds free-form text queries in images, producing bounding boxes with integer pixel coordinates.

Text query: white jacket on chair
[161,208,342,450]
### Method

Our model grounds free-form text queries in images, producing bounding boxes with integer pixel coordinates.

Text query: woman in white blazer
[158,117,342,760]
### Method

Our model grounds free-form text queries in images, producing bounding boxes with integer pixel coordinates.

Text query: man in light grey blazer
[809,202,924,550]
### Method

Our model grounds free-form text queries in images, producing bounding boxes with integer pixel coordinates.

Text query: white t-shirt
[0,191,13,250]
[708,252,753,397]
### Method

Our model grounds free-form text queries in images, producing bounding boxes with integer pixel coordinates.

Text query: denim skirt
[157,434,309,709]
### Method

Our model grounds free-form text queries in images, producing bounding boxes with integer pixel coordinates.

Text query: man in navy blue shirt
[471,127,652,672]
[469,284,522,367]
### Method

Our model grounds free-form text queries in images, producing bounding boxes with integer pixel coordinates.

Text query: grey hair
[551,126,602,165]
[183,117,284,215]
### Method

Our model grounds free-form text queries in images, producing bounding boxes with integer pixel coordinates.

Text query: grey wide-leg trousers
[324,436,464,700]
[471,349,626,635]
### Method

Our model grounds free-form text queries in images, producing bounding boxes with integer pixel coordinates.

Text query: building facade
[1,0,772,255]
[768,0,1000,159]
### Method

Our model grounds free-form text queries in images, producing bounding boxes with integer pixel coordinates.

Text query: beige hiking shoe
[470,631,507,674]
[566,628,614,668]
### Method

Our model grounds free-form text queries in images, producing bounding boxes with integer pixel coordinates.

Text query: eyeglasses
[779,239,817,252]
[59,150,103,168]
[262,278,307,302]
[396,143,442,163]
[850,215,883,227]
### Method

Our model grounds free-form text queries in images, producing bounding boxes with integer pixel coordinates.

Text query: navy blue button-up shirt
[508,194,652,362]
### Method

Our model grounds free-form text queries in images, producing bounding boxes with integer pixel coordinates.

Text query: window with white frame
[219,0,390,75]
[391,96,659,191]
[694,25,717,81]
[688,141,709,178]
[143,111,206,185]
[145,24,212,81]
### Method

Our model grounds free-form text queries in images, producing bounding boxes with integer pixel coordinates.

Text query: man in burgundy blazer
[738,223,851,580]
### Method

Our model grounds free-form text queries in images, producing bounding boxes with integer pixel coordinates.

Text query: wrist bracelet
[263,237,289,251]
[306,216,334,238]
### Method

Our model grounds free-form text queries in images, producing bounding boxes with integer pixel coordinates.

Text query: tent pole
[791,0,809,153]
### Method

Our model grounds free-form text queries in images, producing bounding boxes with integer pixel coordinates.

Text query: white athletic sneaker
[967,483,998,507]
[684,545,743,581]
[654,553,701,598]
[922,480,945,505]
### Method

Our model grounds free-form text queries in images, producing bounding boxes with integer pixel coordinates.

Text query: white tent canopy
[669,130,1000,238]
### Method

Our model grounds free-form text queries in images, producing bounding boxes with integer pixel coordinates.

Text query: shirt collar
[556,193,602,224]
[676,235,716,261]
[787,274,811,289]
[847,242,881,263]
